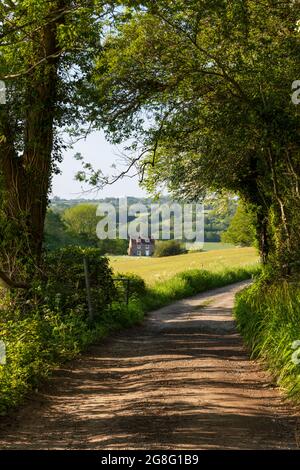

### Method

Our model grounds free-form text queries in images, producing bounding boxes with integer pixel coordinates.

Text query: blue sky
[52,131,148,200]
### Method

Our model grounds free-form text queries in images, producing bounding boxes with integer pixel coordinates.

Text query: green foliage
[0,245,125,413]
[154,240,187,257]
[44,246,116,316]
[62,204,99,245]
[45,196,237,253]
[89,1,300,274]
[0,302,108,412]
[204,196,237,242]
[104,298,144,329]
[114,272,147,298]
[45,204,128,254]
[0,0,115,272]
[44,210,72,251]
[221,203,256,247]
[143,265,260,312]
[234,280,300,401]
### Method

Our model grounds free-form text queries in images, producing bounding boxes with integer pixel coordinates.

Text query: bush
[43,246,117,316]
[234,279,300,401]
[114,272,146,299]
[154,240,186,257]
[0,297,109,413]
[0,247,121,413]
[104,297,144,329]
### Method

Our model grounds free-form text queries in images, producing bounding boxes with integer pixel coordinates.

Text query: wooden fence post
[83,257,94,322]
[126,278,130,306]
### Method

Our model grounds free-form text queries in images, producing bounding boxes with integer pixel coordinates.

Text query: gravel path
[0,281,298,449]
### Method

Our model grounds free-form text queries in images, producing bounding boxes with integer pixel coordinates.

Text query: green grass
[234,280,300,401]
[141,265,260,311]
[190,242,235,251]
[110,246,258,284]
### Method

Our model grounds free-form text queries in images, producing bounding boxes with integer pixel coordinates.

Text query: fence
[0,256,131,323]
[83,256,131,322]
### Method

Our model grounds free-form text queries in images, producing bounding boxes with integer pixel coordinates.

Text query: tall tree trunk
[0,11,61,277]
[242,155,271,265]
[256,209,270,265]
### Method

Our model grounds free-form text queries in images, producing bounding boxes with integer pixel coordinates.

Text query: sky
[51,131,148,200]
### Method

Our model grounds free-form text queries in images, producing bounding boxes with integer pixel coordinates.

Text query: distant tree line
[45,197,255,253]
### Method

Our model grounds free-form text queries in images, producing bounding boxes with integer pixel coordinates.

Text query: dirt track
[0,281,298,449]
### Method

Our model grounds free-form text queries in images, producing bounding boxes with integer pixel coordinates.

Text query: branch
[0,51,64,80]
[153,8,251,104]
[0,270,28,289]
[103,147,153,185]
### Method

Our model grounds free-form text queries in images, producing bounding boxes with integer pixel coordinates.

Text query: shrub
[0,302,109,413]
[234,279,300,401]
[43,246,117,316]
[104,297,144,328]
[114,272,146,299]
[154,240,186,257]
[0,246,120,413]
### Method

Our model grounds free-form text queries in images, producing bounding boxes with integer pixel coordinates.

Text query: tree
[83,0,300,276]
[0,0,117,278]
[221,204,256,247]
[154,240,186,257]
[61,203,129,253]
[44,209,70,251]
[204,195,237,242]
[62,203,99,245]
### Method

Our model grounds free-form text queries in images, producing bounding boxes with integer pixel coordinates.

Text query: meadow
[110,245,259,284]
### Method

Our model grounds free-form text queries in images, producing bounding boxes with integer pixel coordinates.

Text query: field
[187,242,234,251]
[110,246,259,284]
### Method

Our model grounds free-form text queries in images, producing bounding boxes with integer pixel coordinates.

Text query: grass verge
[234,279,300,401]
[141,265,260,311]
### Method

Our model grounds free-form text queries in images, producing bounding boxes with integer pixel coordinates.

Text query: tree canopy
[0,0,118,277]
[81,0,300,275]
[221,203,256,247]
[1,0,300,279]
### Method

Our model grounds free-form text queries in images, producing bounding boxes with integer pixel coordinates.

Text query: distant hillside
[49,195,237,244]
